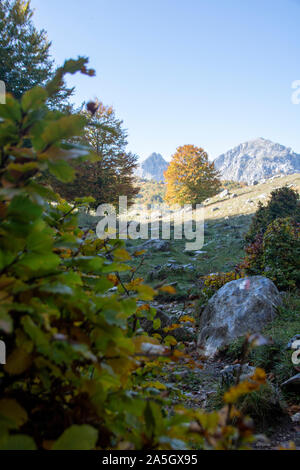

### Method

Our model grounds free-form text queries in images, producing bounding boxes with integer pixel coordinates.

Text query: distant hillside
[136,153,169,182]
[214,137,300,184]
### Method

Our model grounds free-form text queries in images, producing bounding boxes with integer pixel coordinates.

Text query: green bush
[263,218,300,290]
[0,59,189,450]
[245,187,300,245]
[243,217,300,290]
[221,292,300,404]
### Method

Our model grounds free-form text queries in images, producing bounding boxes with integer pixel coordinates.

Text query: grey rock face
[136,153,169,182]
[197,276,281,357]
[214,137,300,184]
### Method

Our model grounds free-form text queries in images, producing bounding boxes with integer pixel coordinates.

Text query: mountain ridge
[214,137,300,183]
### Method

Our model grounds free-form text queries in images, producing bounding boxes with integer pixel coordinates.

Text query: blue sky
[30,0,300,162]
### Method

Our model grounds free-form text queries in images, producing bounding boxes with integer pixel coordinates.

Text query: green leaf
[153,318,161,330]
[41,115,85,146]
[0,435,37,450]
[21,86,48,112]
[0,95,21,122]
[14,252,60,276]
[0,310,13,333]
[52,425,98,450]
[22,316,51,356]
[7,195,42,223]
[48,160,74,182]
[0,399,28,429]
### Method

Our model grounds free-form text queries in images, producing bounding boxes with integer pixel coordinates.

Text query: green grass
[221,292,300,403]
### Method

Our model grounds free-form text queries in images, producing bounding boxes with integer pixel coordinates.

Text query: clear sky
[30,0,300,162]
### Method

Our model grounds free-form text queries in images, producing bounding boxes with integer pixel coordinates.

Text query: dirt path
[153,299,300,450]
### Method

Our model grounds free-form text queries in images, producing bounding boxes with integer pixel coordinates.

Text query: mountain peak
[214,138,300,183]
[136,153,169,182]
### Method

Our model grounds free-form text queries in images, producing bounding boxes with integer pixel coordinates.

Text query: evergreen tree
[51,102,140,208]
[0,0,72,104]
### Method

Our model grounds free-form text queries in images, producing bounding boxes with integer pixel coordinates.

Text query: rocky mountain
[214,138,300,184]
[136,153,169,182]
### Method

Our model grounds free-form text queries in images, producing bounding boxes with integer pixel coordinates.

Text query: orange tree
[164,145,221,206]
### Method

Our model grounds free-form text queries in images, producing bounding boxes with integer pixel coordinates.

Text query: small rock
[219,189,230,198]
[291,413,300,423]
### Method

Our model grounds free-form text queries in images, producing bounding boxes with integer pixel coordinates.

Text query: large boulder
[197,276,281,356]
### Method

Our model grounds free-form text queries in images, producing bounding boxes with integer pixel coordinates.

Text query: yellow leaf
[113,248,131,261]
[159,285,176,294]
[179,315,195,323]
[0,399,28,427]
[135,284,156,301]
[4,348,32,375]
[144,381,167,391]
[133,250,146,256]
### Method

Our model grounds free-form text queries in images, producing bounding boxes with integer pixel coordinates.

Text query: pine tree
[164,144,221,207]
[0,0,72,104]
[51,102,140,208]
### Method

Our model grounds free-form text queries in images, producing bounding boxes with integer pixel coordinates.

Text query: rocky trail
[151,299,300,450]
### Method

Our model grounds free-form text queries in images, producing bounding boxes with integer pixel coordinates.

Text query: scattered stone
[230,193,238,198]
[212,207,220,212]
[139,239,170,252]
[197,276,282,356]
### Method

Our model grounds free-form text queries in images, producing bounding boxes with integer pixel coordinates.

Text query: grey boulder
[197,276,281,357]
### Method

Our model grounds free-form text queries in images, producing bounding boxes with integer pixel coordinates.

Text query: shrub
[242,217,300,289]
[201,271,244,301]
[263,218,300,290]
[0,59,182,450]
[245,187,300,244]
[241,234,264,275]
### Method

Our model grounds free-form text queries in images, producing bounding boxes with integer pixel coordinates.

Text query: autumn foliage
[0,58,271,451]
[164,145,221,206]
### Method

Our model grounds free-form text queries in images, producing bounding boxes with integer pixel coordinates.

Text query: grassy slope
[126,173,300,296]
